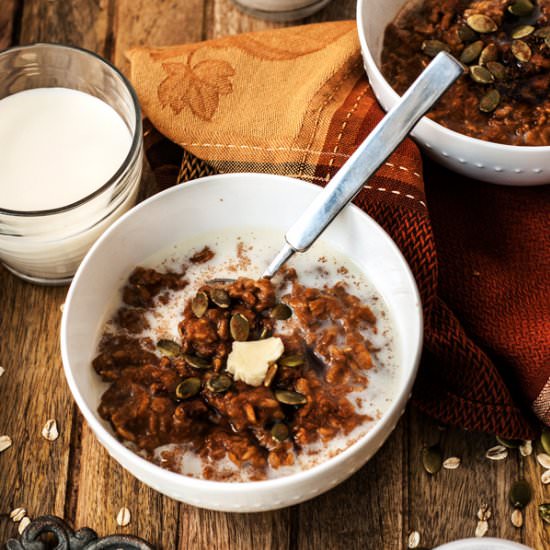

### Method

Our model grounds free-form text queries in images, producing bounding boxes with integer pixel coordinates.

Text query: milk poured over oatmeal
[100,228,400,481]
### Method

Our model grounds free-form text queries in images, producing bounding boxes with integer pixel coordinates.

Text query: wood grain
[1,0,549,548]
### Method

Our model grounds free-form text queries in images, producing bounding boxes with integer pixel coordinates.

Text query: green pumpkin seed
[496,435,522,448]
[157,339,182,357]
[210,288,231,308]
[511,25,535,39]
[512,40,532,62]
[183,353,212,369]
[271,422,289,442]
[470,65,495,84]
[279,354,305,368]
[264,363,278,387]
[176,377,201,399]
[534,26,550,39]
[422,445,443,475]
[230,313,250,341]
[539,503,550,525]
[479,43,498,65]
[509,479,532,509]
[486,61,506,80]
[275,389,307,406]
[206,373,232,393]
[421,40,450,58]
[508,0,534,17]
[191,291,209,318]
[466,14,497,34]
[460,40,484,63]
[458,24,478,43]
[541,430,550,454]
[271,303,292,320]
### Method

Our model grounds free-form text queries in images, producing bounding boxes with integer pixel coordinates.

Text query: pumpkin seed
[509,479,532,509]
[479,43,498,65]
[408,531,421,548]
[0,435,12,453]
[157,339,182,357]
[271,422,289,442]
[486,61,506,80]
[539,503,550,525]
[470,65,495,84]
[230,313,250,341]
[421,40,450,57]
[279,354,305,368]
[443,456,461,470]
[264,363,278,387]
[275,389,307,406]
[475,520,488,538]
[10,508,26,522]
[422,445,442,474]
[191,291,209,318]
[512,40,532,62]
[18,517,31,535]
[511,508,523,528]
[460,40,484,63]
[536,453,550,469]
[534,26,550,39]
[541,469,550,485]
[271,303,292,320]
[259,325,271,339]
[519,440,533,456]
[41,419,59,442]
[466,14,497,34]
[496,435,522,448]
[175,377,201,399]
[511,25,535,39]
[540,430,550,454]
[206,373,232,393]
[210,288,231,308]
[183,354,211,369]
[485,444,508,460]
[508,0,534,17]
[116,506,131,527]
[458,24,478,42]
[477,504,492,521]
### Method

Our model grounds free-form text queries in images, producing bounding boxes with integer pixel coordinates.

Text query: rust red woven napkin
[128,21,550,438]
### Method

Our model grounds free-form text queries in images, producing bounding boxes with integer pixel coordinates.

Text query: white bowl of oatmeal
[61,173,422,512]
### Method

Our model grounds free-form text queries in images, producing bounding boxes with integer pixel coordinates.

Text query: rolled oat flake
[10,507,26,522]
[536,453,550,469]
[485,444,508,460]
[116,506,131,527]
[18,517,31,535]
[408,530,421,548]
[0,434,13,453]
[41,419,59,441]
[475,519,489,537]
[511,508,523,528]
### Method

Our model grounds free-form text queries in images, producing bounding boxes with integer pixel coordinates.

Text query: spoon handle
[264,52,463,278]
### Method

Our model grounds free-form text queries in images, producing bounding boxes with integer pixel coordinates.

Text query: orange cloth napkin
[128,21,550,439]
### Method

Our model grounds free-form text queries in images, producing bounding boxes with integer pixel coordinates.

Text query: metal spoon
[263,51,463,278]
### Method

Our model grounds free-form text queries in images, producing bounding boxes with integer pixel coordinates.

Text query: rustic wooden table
[0,1,548,549]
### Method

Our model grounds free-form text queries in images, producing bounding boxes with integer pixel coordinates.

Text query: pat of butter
[226,337,284,387]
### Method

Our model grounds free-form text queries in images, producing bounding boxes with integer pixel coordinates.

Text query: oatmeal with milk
[92,229,399,481]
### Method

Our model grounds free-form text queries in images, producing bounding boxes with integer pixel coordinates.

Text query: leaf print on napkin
[158,58,235,121]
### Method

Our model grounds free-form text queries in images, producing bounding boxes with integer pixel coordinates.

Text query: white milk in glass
[0,87,137,281]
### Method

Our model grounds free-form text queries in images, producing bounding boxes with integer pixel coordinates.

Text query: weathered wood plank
[0,0,18,49]
[113,0,206,75]
[19,0,110,53]
[0,273,69,542]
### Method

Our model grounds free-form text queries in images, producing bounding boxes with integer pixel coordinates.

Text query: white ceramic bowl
[435,538,532,550]
[357,0,550,186]
[61,173,422,512]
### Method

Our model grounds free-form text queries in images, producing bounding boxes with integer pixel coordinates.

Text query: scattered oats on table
[485,445,508,461]
[536,453,550,469]
[0,434,13,453]
[18,517,31,535]
[511,508,523,528]
[443,456,461,470]
[9,507,26,523]
[41,419,59,441]
[0,365,4,377]
[477,504,491,521]
[541,469,550,485]
[475,520,489,538]
[116,506,131,527]
[519,440,533,457]
[408,530,420,548]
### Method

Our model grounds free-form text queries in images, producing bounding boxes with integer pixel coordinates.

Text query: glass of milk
[0,44,143,285]
[230,0,333,21]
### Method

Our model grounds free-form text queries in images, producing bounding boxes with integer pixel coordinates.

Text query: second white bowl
[357,0,550,186]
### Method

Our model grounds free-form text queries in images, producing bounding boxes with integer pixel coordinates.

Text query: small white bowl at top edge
[61,173,422,512]
[356,0,550,186]
[435,538,533,550]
